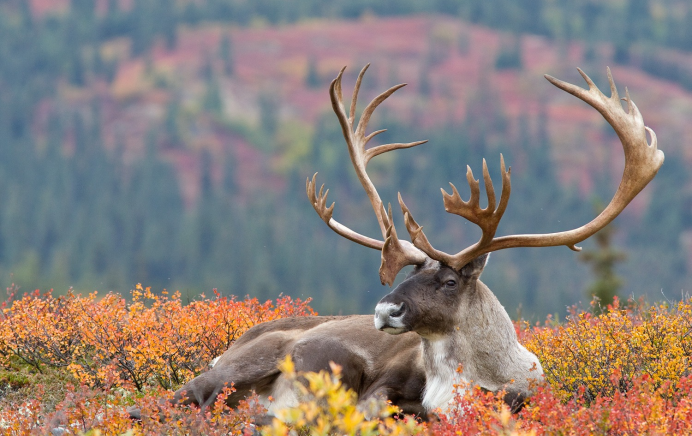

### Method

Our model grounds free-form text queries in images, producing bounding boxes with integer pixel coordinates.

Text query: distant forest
[0,0,691,318]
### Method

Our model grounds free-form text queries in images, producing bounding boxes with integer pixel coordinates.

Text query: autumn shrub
[0,287,80,372]
[516,373,692,435]
[523,296,692,402]
[0,284,315,391]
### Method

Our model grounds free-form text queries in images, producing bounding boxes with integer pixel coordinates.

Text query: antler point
[644,126,658,149]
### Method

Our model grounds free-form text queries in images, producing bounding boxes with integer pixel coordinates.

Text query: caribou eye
[445,280,457,288]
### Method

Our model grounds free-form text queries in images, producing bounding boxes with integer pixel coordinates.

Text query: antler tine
[496,154,512,218]
[606,67,620,102]
[330,67,353,144]
[365,140,429,164]
[482,159,497,215]
[350,64,369,125]
[465,166,481,209]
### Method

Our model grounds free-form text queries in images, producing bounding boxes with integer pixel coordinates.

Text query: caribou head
[374,255,490,336]
[307,64,664,411]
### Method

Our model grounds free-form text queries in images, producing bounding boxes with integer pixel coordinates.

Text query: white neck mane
[421,335,465,412]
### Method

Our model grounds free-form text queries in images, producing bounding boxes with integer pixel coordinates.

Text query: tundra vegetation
[0,285,691,434]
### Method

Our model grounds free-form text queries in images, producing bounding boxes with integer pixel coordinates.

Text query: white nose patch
[374,302,405,330]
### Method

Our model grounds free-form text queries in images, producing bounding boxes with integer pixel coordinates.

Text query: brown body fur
[172,315,427,416]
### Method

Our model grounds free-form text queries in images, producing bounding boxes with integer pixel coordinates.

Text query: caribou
[131,65,664,420]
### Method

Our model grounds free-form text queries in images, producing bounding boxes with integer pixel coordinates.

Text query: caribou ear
[460,253,490,281]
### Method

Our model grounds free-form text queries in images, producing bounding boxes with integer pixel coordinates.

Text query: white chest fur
[421,337,466,412]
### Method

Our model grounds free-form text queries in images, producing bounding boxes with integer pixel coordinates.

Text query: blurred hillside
[1,0,692,317]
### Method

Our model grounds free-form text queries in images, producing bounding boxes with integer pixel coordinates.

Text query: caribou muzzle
[374,301,409,334]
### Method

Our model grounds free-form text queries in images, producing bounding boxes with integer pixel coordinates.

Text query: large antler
[400,67,664,270]
[307,65,428,285]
